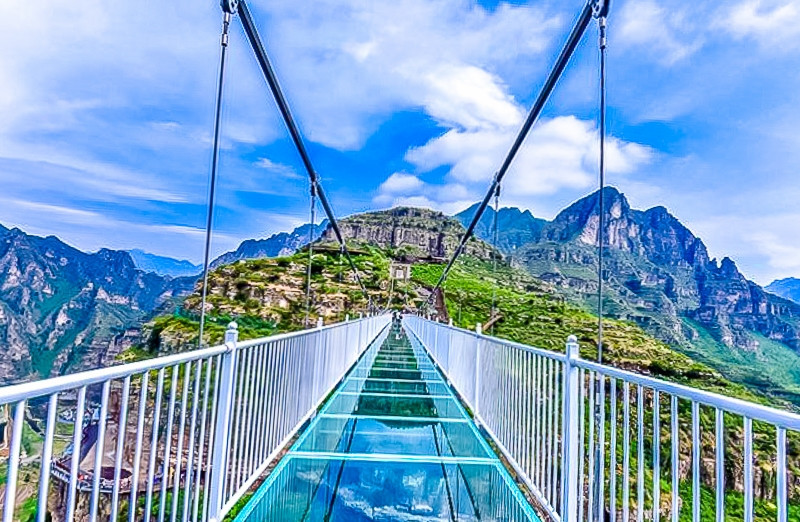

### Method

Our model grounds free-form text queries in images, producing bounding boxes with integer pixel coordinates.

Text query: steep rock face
[514,187,800,352]
[212,220,327,268]
[324,207,493,261]
[0,226,193,383]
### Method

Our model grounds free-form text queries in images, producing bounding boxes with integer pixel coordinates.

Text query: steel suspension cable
[597,16,607,364]
[198,11,232,348]
[592,12,609,522]
[423,0,604,311]
[490,183,500,335]
[234,0,373,312]
[304,184,317,328]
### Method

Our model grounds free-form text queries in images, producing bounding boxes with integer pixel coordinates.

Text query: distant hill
[128,249,201,277]
[767,277,800,304]
[455,203,546,253]
[212,220,328,268]
[0,225,193,384]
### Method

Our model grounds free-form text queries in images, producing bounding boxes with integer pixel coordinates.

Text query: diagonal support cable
[234,0,373,311]
[198,10,233,348]
[423,0,605,311]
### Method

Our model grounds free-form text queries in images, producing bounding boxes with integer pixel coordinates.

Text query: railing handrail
[425,320,568,363]
[413,317,800,436]
[0,315,379,405]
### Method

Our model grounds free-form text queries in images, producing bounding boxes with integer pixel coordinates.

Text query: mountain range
[128,249,201,277]
[3,187,800,400]
[767,278,800,305]
[211,220,327,268]
[455,188,800,400]
[0,225,193,384]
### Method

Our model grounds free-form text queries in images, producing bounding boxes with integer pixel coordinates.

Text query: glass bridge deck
[234,321,540,521]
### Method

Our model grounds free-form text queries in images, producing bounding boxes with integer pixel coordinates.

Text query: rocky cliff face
[0,226,193,383]
[323,207,493,261]
[211,220,328,268]
[512,187,800,353]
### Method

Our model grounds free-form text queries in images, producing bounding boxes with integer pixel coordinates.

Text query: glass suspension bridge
[1,1,798,521]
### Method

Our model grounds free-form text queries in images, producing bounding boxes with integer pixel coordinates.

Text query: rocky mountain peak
[325,206,493,261]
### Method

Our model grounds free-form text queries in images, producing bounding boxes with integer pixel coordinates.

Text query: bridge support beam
[561,335,581,522]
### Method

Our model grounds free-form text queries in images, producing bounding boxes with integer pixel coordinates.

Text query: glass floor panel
[295,416,491,458]
[340,378,451,396]
[235,320,539,522]
[323,392,467,420]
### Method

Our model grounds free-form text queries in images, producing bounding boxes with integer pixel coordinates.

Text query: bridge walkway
[233,320,540,521]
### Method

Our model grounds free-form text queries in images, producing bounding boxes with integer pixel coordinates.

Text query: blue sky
[1,0,799,285]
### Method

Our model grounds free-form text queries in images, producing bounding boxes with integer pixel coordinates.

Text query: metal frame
[403,315,799,522]
[0,315,390,522]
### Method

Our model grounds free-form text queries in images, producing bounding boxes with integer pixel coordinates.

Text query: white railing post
[474,331,482,416]
[317,317,323,329]
[561,335,580,522]
[208,322,239,522]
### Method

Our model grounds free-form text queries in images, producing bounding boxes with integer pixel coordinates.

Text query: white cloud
[617,0,704,65]
[256,0,561,149]
[724,0,800,48]
[377,173,425,195]
[397,115,652,208]
[254,158,301,180]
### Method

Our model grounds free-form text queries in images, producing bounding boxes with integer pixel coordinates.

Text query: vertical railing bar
[180,360,203,522]
[692,401,700,522]
[169,362,192,522]
[248,344,264,473]
[158,365,181,522]
[588,370,596,522]
[201,355,223,522]
[66,386,86,522]
[548,358,556,505]
[238,347,255,488]
[534,354,542,490]
[111,376,131,521]
[744,416,753,522]
[89,380,111,521]
[714,408,724,522]
[777,427,787,522]
[256,343,270,469]
[623,382,630,522]
[129,371,151,522]
[671,396,679,522]
[261,343,278,463]
[578,368,587,522]
[226,344,245,499]
[610,377,618,522]
[637,385,644,522]
[36,393,59,522]
[2,399,27,522]
[192,358,214,522]
[145,368,166,520]
[653,391,661,522]
[599,373,606,518]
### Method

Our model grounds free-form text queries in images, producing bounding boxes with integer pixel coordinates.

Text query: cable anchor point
[592,0,610,19]
[221,0,239,15]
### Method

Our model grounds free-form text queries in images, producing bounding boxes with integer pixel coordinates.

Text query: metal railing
[0,314,390,522]
[403,315,800,522]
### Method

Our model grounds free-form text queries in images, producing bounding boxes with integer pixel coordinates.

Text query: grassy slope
[413,257,764,403]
